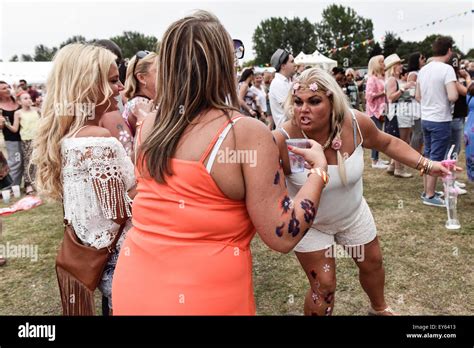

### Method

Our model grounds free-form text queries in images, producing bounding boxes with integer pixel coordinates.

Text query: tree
[382,31,402,56]
[466,48,474,59]
[59,35,87,48]
[417,34,462,58]
[315,5,374,67]
[21,54,34,62]
[33,44,57,61]
[9,55,18,62]
[109,31,158,59]
[368,42,383,59]
[252,17,317,65]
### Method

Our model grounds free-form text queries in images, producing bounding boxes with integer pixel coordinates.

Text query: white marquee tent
[294,50,337,71]
[0,62,53,85]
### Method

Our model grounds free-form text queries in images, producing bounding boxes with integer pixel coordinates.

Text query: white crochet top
[61,136,135,249]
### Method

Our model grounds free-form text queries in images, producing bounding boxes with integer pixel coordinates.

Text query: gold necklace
[301,130,332,150]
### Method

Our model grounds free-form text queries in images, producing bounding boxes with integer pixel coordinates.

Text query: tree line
[5,4,474,66]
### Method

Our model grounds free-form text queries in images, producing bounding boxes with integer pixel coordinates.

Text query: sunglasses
[233,39,245,60]
[132,50,151,76]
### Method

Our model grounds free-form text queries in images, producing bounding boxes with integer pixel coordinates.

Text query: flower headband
[292,81,332,96]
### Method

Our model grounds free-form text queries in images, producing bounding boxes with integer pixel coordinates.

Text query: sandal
[368,305,396,316]
[25,186,35,195]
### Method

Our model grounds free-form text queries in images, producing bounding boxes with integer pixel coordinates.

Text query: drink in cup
[285,138,310,173]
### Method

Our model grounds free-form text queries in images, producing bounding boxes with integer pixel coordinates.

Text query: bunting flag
[326,10,471,55]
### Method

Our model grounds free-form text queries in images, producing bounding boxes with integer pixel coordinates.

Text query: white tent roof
[294,50,337,71]
[0,62,53,85]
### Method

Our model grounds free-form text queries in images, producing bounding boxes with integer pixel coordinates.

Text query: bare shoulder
[76,125,112,138]
[232,113,269,138]
[353,110,377,139]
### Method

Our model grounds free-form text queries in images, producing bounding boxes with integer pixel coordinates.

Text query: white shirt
[62,136,135,249]
[251,85,267,113]
[269,73,291,128]
[418,61,457,122]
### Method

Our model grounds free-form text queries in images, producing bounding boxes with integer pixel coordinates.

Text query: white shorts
[294,198,377,253]
[397,112,415,128]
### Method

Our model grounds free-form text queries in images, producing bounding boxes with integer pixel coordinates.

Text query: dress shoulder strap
[202,116,245,173]
[349,109,364,146]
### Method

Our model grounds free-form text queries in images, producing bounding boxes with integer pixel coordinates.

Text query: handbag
[55,217,126,315]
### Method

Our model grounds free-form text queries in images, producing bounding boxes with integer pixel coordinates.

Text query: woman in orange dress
[112,10,328,315]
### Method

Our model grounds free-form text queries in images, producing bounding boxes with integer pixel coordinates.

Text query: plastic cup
[12,185,21,198]
[2,189,11,204]
[285,138,310,173]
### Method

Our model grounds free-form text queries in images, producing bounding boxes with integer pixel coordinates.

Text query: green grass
[0,150,473,315]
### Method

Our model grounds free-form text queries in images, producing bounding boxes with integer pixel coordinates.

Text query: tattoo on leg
[325,306,332,316]
[300,199,316,223]
[310,270,317,279]
[311,291,319,303]
[324,292,334,304]
[275,223,285,237]
[323,264,330,273]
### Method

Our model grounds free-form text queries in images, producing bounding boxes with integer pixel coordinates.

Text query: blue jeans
[446,117,465,158]
[370,115,383,161]
[421,120,451,161]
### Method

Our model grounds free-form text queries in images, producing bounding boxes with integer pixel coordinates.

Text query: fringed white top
[61,136,135,249]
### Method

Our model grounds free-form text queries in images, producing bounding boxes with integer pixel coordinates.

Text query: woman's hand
[288,139,328,172]
[249,109,257,117]
[132,98,154,123]
[429,161,463,177]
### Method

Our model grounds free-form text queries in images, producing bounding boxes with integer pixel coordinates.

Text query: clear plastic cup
[285,138,310,173]
[12,185,21,198]
[2,189,11,204]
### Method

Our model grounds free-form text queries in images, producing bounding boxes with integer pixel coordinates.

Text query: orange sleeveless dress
[112,116,257,315]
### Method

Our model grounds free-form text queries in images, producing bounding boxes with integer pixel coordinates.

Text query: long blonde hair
[139,10,239,183]
[368,55,384,77]
[123,52,158,99]
[284,67,352,185]
[31,43,117,200]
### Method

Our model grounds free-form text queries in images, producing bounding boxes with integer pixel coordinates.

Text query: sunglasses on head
[233,39,245,60]
[132,50,151,76]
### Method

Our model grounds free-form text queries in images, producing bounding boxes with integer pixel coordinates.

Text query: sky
[0,0,472,62]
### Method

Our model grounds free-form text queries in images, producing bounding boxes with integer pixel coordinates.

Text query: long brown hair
[139,10,239,183]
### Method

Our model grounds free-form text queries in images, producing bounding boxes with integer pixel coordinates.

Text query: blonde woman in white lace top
[32,43,136,314]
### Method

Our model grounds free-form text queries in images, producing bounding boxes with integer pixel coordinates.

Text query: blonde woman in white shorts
[273,68,450,316]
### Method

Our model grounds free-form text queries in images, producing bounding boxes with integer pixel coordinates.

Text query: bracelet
[415,155,424,170]
[419,158,433,176]
[307,167,329,187]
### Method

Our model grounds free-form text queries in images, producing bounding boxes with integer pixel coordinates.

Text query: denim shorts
[421,120,451,161]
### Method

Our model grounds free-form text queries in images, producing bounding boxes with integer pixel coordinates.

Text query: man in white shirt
[269,49,295,129]
[416,36,458,207]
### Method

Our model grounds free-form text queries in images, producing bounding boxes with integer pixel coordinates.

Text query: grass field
[0,149,472,315]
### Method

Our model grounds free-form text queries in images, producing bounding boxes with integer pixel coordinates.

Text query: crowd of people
[0,10,471,314]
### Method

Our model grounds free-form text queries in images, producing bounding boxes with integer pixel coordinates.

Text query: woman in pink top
[365,55,388,169]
